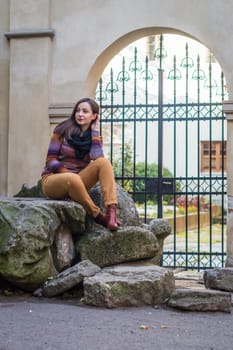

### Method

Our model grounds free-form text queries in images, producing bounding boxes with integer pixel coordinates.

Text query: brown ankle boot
[106,204,118,231]
[94,212,107,228]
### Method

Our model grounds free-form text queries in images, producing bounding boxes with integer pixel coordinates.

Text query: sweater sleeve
[89,130,104,160]
[45,133,69,173]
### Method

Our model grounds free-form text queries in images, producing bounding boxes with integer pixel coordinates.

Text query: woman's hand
[91,114,100,131]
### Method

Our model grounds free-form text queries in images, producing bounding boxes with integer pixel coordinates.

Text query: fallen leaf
[160,325,168,329]
[140,325,149,330]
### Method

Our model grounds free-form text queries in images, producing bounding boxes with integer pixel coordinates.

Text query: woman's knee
[67,173,83,187]
[94,157,112,168]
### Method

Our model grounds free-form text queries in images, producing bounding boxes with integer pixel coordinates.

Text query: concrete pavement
[0,294,233,350]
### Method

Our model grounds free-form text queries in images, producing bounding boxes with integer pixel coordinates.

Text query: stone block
[168,288,232,313]
[83,264,175,308]
[204,268,233,292]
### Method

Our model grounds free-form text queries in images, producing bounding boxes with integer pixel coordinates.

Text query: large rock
[0,198,85,291]
[76,226,159,267]
[89,183,140,226]
[84,264,175,308]
[142,218,171,265]
[52,223,76,271]
[0,182,171,292]
[15,181,140,227]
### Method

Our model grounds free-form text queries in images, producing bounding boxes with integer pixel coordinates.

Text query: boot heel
[94,212,107,227]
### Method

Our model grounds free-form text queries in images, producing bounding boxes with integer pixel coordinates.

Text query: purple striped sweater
[41,129,104,176]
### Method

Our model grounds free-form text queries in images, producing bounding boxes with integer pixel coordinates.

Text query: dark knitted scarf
[67,128,91,159]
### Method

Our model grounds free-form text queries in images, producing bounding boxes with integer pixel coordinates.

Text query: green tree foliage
[112,144,134,192]
[112,144,178,204]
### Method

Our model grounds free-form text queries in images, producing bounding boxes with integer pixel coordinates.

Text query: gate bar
[157,67,163,218]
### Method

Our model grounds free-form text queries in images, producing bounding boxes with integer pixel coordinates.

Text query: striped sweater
[41,129,104,176]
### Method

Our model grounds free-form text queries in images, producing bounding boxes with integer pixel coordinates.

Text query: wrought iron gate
[96,34,227,270]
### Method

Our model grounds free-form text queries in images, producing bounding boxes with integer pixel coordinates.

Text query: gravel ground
[0,293,233,350]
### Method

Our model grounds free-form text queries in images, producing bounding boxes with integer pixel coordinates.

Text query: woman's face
[75,102,97,131]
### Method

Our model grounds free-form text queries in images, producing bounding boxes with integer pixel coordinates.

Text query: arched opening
[94,32,227,271]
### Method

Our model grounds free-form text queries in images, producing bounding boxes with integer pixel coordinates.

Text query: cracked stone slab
[204,268,233,292]
[168,288,232,313]
[43,260,101,297]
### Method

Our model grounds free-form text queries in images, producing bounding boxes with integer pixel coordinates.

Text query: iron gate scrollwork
[96,34,227,270]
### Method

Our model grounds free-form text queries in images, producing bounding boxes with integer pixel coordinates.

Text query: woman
[41,97,118,231]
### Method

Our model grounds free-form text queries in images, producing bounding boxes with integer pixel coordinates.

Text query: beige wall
[6,0,52,194]
[49,0,233,101]
[0,0,9,195]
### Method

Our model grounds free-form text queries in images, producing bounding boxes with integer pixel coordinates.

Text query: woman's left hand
[91,114,100,131]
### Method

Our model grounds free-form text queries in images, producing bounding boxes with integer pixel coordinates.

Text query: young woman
[41,97,118,231]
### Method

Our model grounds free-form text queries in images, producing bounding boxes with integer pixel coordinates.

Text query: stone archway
[84,27,192,97]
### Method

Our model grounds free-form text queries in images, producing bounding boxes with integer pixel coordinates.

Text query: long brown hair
[54,97,100,139]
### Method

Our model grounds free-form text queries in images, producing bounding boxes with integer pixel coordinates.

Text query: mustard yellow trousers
[41,157,117,217]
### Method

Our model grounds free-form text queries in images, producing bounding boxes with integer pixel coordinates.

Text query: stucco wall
[50,0,233,101]
[0,0,9,195]
[6,0,52,195]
